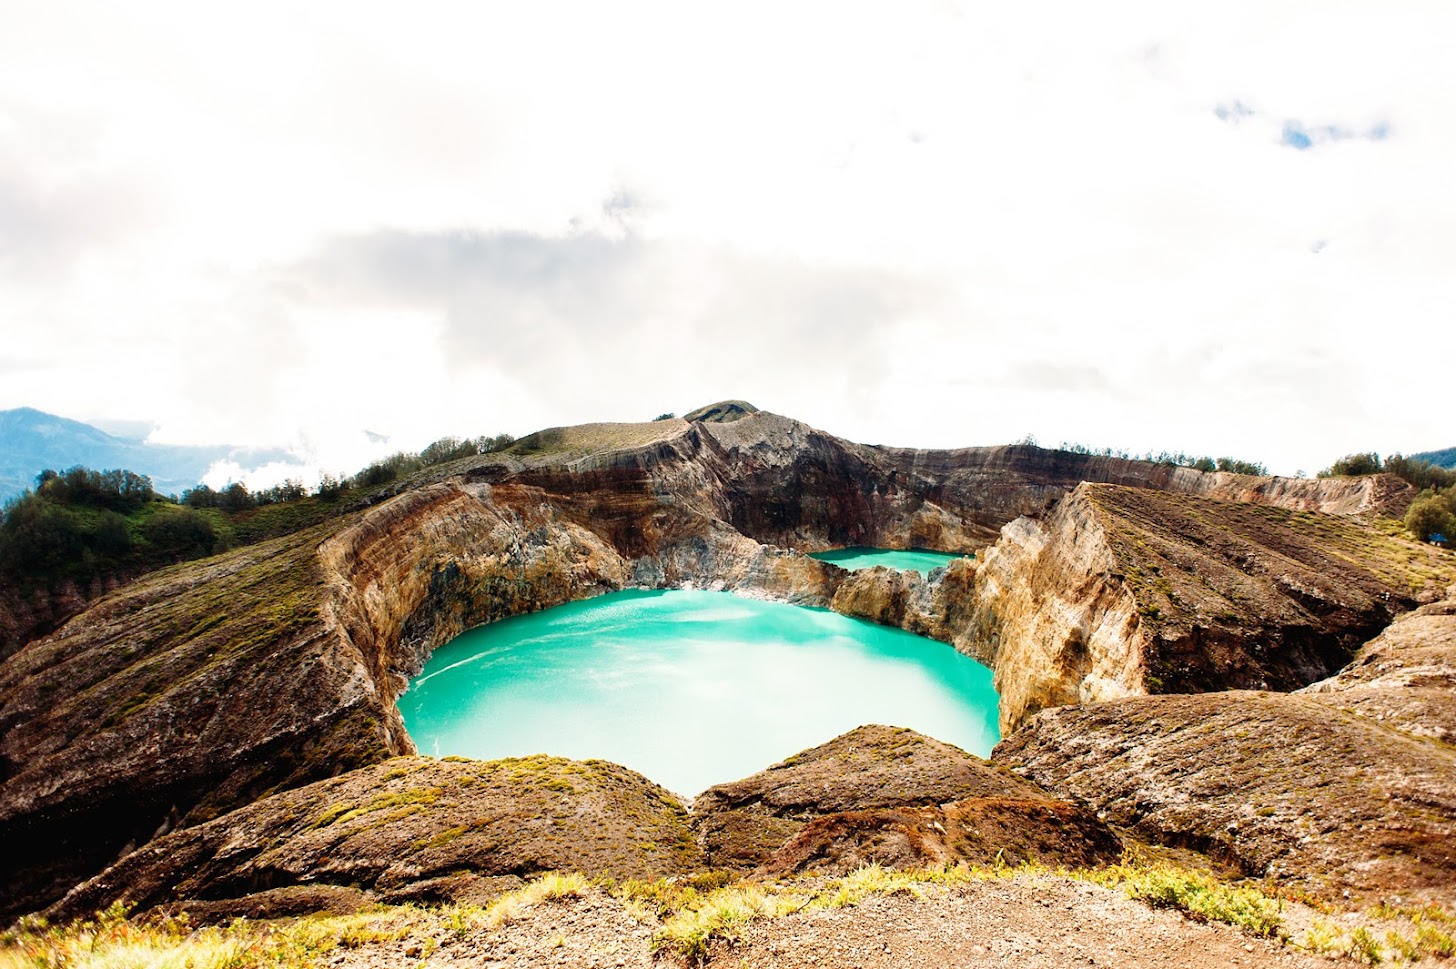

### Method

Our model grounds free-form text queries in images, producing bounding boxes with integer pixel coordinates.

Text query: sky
[1,1,1453,485]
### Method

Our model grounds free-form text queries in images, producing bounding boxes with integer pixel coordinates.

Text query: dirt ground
[328,875,1332,969]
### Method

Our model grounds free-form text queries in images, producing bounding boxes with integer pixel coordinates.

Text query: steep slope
[0,406,1430,918]
[963,483,1455,732]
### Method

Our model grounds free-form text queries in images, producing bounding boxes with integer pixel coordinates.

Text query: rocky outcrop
[1299,590,1456,744]
[692,725,1087,871]
[45,755,701,923]
[993,690,1456,905]
[0,580,89,663]
[0,472,831,921]
[757,798,1122,877]
[0,405,1432,918]
[680,410,1408,552]
[963,483,1455,733]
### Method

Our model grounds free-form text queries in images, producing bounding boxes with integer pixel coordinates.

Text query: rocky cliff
[960,483,1454,733]
[0,405,1437,919]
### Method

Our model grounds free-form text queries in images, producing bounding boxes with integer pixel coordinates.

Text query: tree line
[1320,452,1456,544]
[1054,441,1268,477]
[0,432,516,593]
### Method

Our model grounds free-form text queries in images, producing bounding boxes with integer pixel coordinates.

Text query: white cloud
[0,0,1452,479]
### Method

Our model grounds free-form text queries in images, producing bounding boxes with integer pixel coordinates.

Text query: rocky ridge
[42,725,1125,925]
[961,482,1454,732]
[0,404,1447,920]
[45,755,702,923]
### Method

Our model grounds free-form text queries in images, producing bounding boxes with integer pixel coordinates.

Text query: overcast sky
[2,2,1452,484]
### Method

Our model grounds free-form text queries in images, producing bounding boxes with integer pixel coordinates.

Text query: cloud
[284,225,951,436]
[0,1,1452,479]
[1279,118,1392,151]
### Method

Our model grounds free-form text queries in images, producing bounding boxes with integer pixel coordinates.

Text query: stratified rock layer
[965,483,1454,733]
[45,755,701,923]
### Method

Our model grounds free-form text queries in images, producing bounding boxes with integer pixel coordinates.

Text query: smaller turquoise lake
[399,589,999,796]
[808,546,969,575]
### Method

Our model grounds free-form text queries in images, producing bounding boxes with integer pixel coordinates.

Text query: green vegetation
[1405,488,1456,545]
[8,865,1451,968]
[0,467,212,590]
[1311,452,1456,545]
[0,429,514,601]
[1102,864,1283,938]
[1056,442,1268,476]
[0,900,414,969]
[1321,451,1456,491]
[1412,446,1456,471]
[625,859,1295,963]
[654,412,677,421]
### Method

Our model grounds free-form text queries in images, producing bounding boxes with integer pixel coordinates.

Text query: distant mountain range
[1412,447,1456,470]
[0,408,290,503]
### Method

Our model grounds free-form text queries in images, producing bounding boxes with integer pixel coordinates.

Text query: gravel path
[328,875,1331,969]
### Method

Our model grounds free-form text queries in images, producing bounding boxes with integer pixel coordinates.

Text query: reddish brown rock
[758,798,1121,877]
[693,725,1048,870]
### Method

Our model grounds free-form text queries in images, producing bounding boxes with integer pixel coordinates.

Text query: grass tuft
[0,900,413,969]
[484,872,591,930]
[1093,864,1285,939]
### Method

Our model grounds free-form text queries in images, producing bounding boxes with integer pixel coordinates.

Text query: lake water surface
[398,589,999,795]
[808,546,969,575]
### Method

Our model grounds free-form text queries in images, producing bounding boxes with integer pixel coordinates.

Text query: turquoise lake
[398,589,1000,796]
[808,546,969,575]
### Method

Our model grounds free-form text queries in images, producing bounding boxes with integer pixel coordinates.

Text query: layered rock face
[0,405,1434,918]
[689,413,1409,551]
[963,483,1455,733]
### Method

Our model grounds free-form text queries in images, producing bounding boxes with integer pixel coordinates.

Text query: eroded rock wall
[962,484,1454,733]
